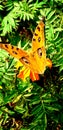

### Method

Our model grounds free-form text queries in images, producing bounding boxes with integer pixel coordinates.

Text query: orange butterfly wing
[32,18,45,52]
[0,43,29,64]
[0,18,52,81]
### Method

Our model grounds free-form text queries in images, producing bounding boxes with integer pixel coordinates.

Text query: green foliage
[0,0,63,130]
[0,0,43,35]
[0,50,16,84]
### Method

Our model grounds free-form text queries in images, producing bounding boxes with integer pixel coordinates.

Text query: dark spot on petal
[12,51,17,55]
[5,44,8,48]
[11,45,14,49]
[34,33,38,36]
[37,26,40,31]
[16,47,19,50]
[37,48,42,57]
[38,37,41,42]
[33,38,36,41]
[21,57,29,64]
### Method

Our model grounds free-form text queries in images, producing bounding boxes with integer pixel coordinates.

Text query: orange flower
[15,61,39,81]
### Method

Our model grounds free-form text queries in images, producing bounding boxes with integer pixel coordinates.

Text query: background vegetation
[0,0,63,130]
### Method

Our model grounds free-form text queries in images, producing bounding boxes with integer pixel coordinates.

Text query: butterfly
[0,17,52,81]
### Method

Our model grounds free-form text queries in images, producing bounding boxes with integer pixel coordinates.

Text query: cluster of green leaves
[0,0,44,36]
[0,0,63,130]
[0,50,16,84]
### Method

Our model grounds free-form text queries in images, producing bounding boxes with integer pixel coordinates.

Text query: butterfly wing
[28,18,47,74]
[0,43,29,63]
[31,17,52,73]
[0,43,39,81]
[0,17,52,81]
[32,18,45,52]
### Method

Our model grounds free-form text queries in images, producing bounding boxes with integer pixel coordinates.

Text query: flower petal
[17,67,30,81]
[15,61,23,69]
[30,71,39,81]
